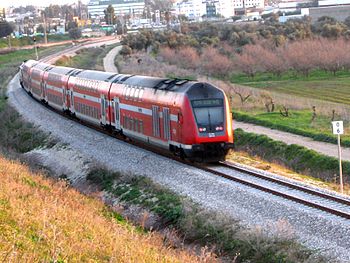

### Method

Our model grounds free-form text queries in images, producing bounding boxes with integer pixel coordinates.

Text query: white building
[88,0,145,19]
[234,0,265,10]
[174,0,236,19]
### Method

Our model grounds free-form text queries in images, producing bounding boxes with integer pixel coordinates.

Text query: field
[55,45,118,70]
[226,70,350,145]
[231,70,350,106]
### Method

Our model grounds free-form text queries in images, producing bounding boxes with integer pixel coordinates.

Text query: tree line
[119,16,350,79]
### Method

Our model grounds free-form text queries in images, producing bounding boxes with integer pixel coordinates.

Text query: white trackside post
[332,121,344,194]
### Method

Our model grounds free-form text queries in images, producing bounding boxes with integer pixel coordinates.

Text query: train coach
[19,59,234,162]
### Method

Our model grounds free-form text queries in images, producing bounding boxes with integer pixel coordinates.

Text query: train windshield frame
[191,99,224,132]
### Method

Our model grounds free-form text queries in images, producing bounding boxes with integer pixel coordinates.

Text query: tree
[0,20,13,38]
[36,24,45,34]
[44,4,62,18]
[67,21,78,31]
[119,45,132,57]
[69,27,81,39]
[344,16,350,28]
[104,5,116,25]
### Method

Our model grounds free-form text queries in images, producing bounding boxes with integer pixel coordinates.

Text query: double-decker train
[19,59,234,162]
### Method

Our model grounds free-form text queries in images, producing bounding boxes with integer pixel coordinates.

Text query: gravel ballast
[7,74,350,262]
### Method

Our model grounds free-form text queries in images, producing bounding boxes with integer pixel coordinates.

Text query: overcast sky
[2,0,88,8]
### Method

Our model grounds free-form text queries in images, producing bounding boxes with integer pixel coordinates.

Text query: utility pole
[42,11,48,44]
[33,36,38,60]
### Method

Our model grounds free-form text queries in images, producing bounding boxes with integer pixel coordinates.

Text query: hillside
[0,156,207,262]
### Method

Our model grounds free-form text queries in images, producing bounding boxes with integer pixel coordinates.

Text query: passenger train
[19,60,234,162]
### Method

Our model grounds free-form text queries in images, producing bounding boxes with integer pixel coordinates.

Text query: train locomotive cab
[183,83,234,162]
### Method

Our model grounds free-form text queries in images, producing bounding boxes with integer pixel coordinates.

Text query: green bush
[234,128,349,182]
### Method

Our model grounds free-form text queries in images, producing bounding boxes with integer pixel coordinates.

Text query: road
[103,45,122,73]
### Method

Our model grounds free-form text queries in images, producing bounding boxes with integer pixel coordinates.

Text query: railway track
[21,46,350,222]
[197,161,350,220]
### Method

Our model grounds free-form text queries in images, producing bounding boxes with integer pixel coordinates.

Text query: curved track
[21,45,350,221]
[199,161,350,220]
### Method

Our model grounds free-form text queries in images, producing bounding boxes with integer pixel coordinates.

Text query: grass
[87,167,325,263]
[0,35,73,49]
[55,45,118,71]
[0,156,204,262]
[0,45,70,154]
[227,150,350,195]
[233,110,350,146]
[234,128,350,184]
[230,69,350,106]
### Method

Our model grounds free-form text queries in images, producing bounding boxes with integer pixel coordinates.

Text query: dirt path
[103,45,122,73]
[235,121,350,161]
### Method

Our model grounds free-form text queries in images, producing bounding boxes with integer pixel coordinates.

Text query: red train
[19,59,234,162]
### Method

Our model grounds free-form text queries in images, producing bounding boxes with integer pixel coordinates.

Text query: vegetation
[0,20,14,39]
[234,128,350,184]
[118,18,350,143]
[233,111,350,146]
[55,45,117,71]
[87,167,322,263]
[0,157,204,262]
[68,28,82,40]
[0,45,69,154]
[0,34,72,49]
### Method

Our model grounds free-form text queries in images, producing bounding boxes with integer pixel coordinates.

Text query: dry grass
[117,52,197,79]
[0,156,214,262]
[227,150,350,195]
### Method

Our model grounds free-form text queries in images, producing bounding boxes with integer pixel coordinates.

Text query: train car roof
[47,66,77,75]
[75,70,119,82]
[32,62,51,71]
[124,75,194,93]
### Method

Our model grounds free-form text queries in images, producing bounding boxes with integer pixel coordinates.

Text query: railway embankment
[2,44,350,261]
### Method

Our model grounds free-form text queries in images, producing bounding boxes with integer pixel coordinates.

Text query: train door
[69,89,75,113]
[62,85,67,110]
[163,108,170,141]
[114,97,121,130]
[28,75,32,93]
[178,111,183,142]
[152,105,160,138]
[100,94,107,125]
[42,79,48,101]
[40,80,45,100]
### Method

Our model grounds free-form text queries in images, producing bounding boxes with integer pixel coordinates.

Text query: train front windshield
[192,99,224,133]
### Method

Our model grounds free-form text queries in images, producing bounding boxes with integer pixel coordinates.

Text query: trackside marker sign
[332,121,344,135]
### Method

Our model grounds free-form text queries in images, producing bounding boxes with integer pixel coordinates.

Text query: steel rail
[195,162,350,220]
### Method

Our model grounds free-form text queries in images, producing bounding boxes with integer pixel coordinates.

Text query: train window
[125,87,131,100]
[124,116,127,129]
[139,120,144,134]
[134,119,139,132]
[130,118,134,131]
[134,88,140,101]
[138,89,144,101]
[130,88,136,100]
[123,86,128,98]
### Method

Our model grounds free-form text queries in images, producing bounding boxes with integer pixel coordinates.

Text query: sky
[2,0,89,8]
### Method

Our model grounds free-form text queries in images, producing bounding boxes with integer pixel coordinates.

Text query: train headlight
[199,127,207,132]
[215,126,224,131]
